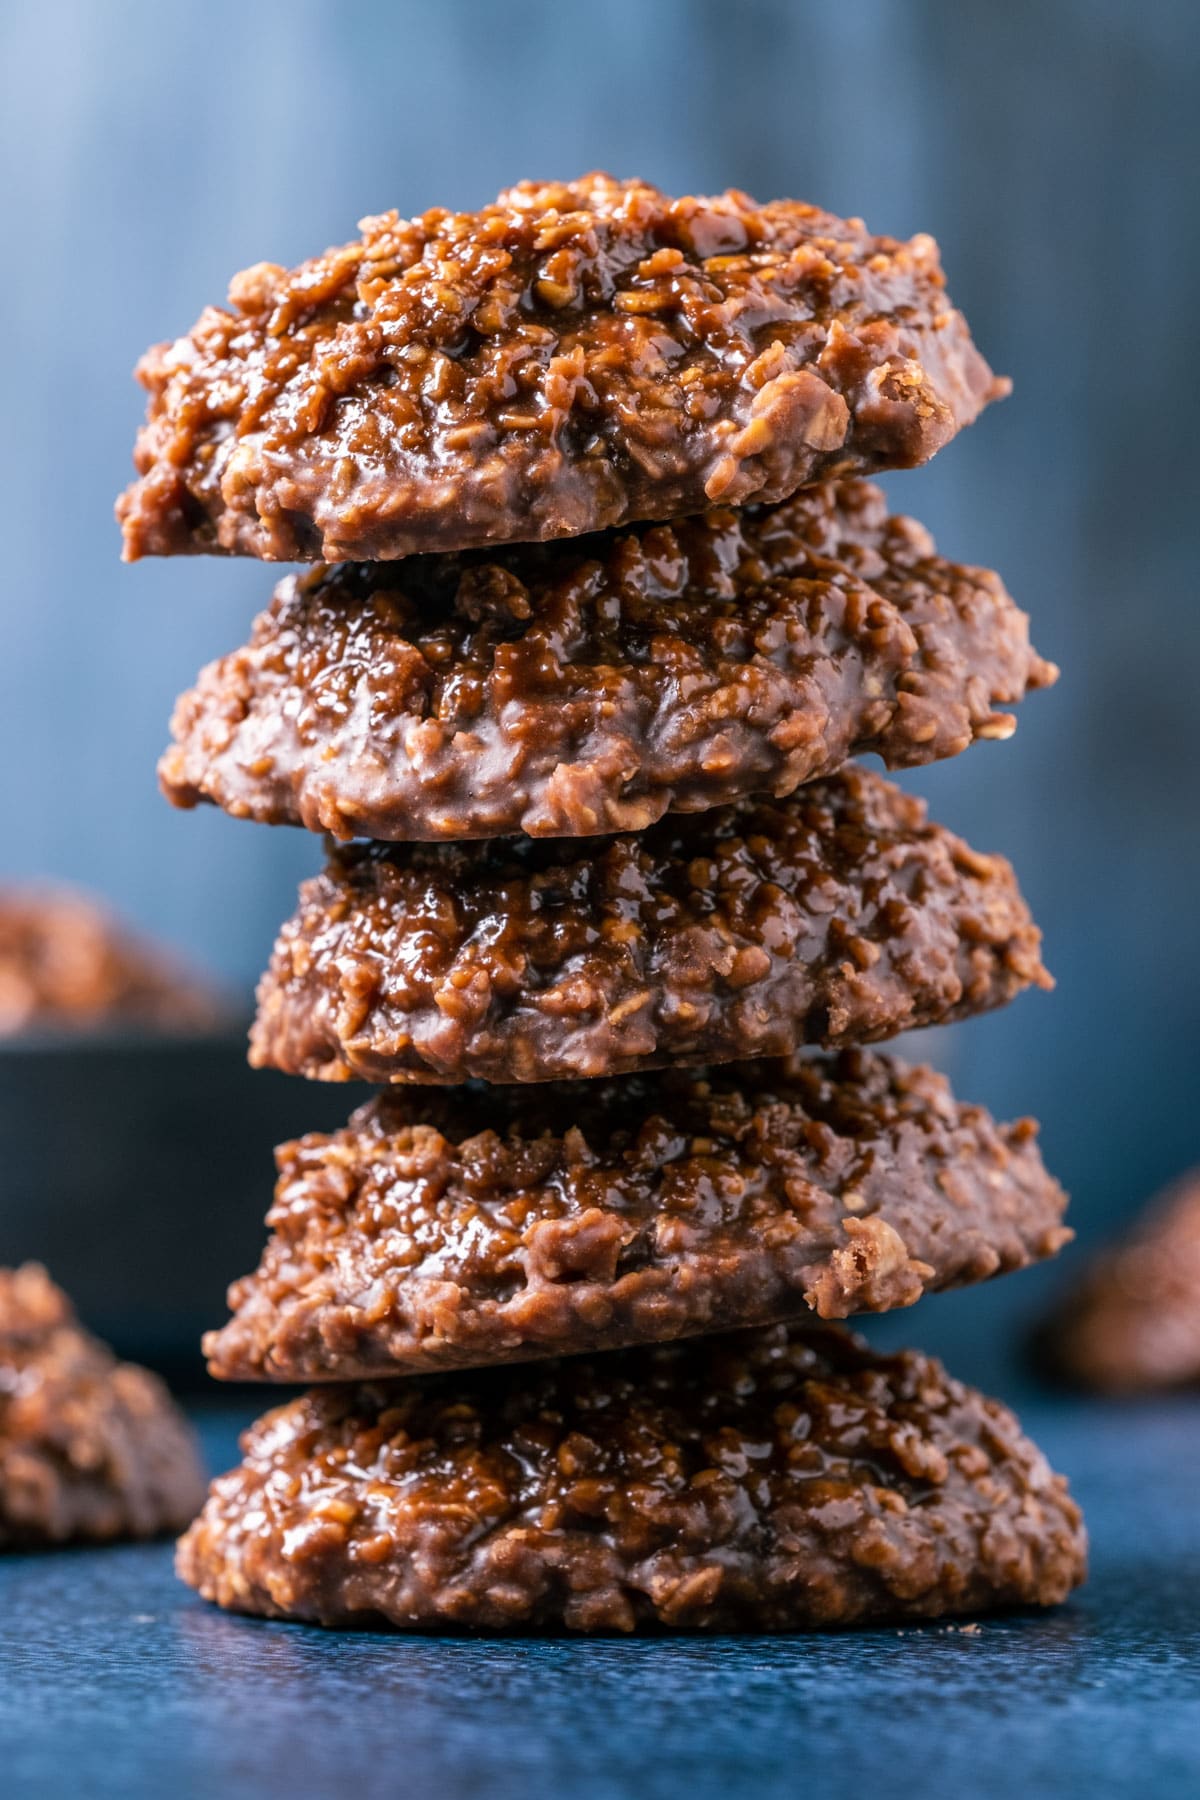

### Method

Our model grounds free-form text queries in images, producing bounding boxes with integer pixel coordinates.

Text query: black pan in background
[0,1027,367,1385]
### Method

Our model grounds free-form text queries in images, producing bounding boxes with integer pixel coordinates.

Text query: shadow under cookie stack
[119,175,1086,1632]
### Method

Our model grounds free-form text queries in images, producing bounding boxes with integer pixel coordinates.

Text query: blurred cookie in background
[0,1263,206,1547]
[1034,1169,1200,1395]
[0,885,228,1038]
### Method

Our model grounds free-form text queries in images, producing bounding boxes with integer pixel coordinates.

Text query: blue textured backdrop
[0,0,1196,1327]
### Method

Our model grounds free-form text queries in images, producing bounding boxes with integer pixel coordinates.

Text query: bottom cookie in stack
[178,1322,1086,1633]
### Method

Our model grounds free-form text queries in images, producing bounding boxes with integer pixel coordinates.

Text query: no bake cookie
[178,1322,1086,1632]
[0,887,224,1038]
[250,765,1050,1086]
[119,175,1005,563]
[0,1265,205,1548]
[207,1050,1070,1382]
[1036,1169,1200,1394]
[161,481,1052,841]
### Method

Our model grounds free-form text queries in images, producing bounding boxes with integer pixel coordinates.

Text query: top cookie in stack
[118,173,1007,565]
[121,176,1083,1634]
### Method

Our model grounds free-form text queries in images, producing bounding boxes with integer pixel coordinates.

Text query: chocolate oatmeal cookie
[1036,1169,1200,1394]
[0,1265,205,1547]
[0,886,224,1038]
[250,766,1050,1086]
[206,1050,1069,1383]
[119,175,1005,564]
[178,1323,1086,1632]
[161,481,1053,842]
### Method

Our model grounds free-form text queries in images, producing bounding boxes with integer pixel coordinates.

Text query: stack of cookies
[119,176,1086,1632]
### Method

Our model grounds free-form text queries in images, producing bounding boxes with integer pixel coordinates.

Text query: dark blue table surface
[2,1398,1198,1800]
